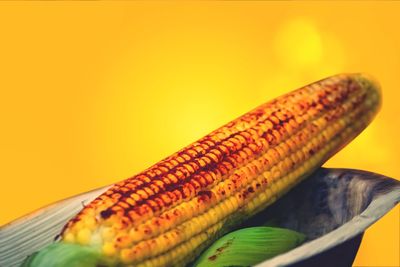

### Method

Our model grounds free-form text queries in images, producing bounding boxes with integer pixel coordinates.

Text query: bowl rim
[257,168,400,267]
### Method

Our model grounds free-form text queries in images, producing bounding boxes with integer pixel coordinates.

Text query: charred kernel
[143,227,153,235]
[175,170,185,179]
[119,187,130,193]
[196,158,207,167]
[148,184,160,194]
[202,156,212,165]
[190,179,201,190]
[154,168,163,176]
[147,170,157,178]
[264,119,274,129]
[197,190,213,200]
[104,190,114,196]
[176,156,185,163]
[277,124,287,136]
[164,191,176,203]
[110,204,124,213]
[153,180,165,188]
[125,197,136,206]
[248,143,258,153]
[147,199,160,211]
[180,153,191,161]
[230,154,243,165]
[185,163,196,173]
[172,189,183,200]
[136,190,149,200]
[233,135,246,145]
[125,183,137,190]
[265,133,275,143]
[143,187,154,196]
[222,139,235,151]
[157,163,168,172]
[137,175,151,183]
[118,202,130,209]
[212,148,224,159]
[207,153,219,163]
[272,129,281,140]
[240,147,252,158]
[253,140,264,151]
[163,176,173,185]
[112,193,122,199]
[181,185,192,198]
[192,145,203,153]
[187,149,198,157]
[167,174,178,183]
[160,194,172,205]
[238,150,249,161]
[153,197,165,208]
[225,156,237,167]
[186,183,196,195]
[217,163,229,175]
[219,144,230,154]
[135,205,151,220]
[269,116,280,125]
[248,128,259,138]
[173,209,181,217]
[100,209,113,219]
[168,159,179,167]
[189,174,205,188]
[129,193,140,202]
[204,140,215,147]
[176,166,190,177]
[199,142,210,151]
[222,160,234,171]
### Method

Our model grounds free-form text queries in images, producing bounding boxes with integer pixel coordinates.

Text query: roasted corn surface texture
[61,74,381,266]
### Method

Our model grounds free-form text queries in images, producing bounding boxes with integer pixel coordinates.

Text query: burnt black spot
[247,186,255,193]
[100,209,113,219]
[53,234,61,241]
[197,190,213,199]
[208,255,217,261]
[208,238,235,262]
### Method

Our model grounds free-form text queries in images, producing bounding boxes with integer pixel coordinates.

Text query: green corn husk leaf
[194,227,306,267]
[20,243,108,267]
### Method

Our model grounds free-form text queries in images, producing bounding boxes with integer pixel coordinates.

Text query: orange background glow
[0,2,399,266]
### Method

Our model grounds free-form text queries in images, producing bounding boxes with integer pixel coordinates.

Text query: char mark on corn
[60,73,381,266]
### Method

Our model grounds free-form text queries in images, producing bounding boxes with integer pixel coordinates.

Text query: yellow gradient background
[0,2,399,266]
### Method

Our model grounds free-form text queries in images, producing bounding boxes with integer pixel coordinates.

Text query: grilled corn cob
[23,73,381,267]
